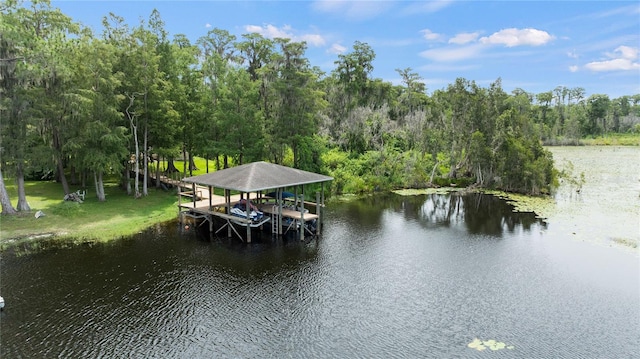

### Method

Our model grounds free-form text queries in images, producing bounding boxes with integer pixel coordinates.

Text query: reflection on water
[1,192,638,358]
[336,192,545,236]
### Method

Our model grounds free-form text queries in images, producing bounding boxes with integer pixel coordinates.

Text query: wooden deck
[178,186,322,241]
[258,204,319,222]
[175,163,330,242]
[178,193,243,210]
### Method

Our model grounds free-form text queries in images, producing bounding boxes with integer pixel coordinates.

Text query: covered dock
[178,161,333,242]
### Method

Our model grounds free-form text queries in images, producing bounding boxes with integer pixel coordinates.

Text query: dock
[177,161,333,242]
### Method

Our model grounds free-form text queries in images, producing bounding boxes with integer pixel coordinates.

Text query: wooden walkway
[149,172,184,189]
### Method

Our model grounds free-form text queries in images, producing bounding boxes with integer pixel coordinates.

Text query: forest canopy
[1,0,639,214]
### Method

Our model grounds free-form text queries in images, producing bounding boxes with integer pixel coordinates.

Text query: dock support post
[300,193,304,241]
[278,188,283,235]
[316,191,321,235]
[246,192,252,243]
[225,189,232,238]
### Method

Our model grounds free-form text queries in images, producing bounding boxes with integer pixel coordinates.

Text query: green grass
[0,180,178,246]
[580,133,640,146]
[1,157,242,247]
[154,156,235,177]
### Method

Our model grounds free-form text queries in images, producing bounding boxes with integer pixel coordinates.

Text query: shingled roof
[181,161,333,192]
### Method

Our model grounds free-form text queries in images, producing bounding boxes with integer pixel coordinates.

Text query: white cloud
[327,43,347,54]
[205,23,212,28]
[421,29,443,41]
[569,65,579,72]
[612,45,638,60]
[419,44,484,62]
[585,58,640,71]
[311,0,393,21]
[584,45,640,72]
[479,28,555,47]
[449,32,480,45]
[300,34,326,47]
[244,24,326,47]
[567,50,579,59]
[245,24,292,39]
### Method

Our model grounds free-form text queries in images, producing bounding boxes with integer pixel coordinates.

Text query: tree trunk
[143,124,148,196]
[133,126,140,198]
[52,127,71,195]
[15,162,30,212]
[182,147,188,175]
[126,92,142,198]
[155,157,162,188]
[70,165,78,185]
[188,152,198,174]
[122,166,132,195]
[429,159,439,184]
[56,154,71,195]
[165,157,179,173]
[0,168,17,215]
[94,171,106,201]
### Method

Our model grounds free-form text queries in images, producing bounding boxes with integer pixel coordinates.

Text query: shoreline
[2,143,637,251]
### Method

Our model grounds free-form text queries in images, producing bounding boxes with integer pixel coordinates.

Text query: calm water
[1,148,639,358]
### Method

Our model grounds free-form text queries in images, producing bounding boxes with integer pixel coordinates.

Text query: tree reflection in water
[343,192,547,237]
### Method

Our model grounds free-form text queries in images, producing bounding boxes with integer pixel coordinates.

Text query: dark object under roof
[182,161,333,192]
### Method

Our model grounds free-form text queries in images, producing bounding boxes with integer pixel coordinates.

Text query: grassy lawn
[0,180,178,246]
[154,156,235,177]
[1,157,244,248]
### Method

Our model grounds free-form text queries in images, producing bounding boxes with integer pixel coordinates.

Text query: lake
[1,146,638,358]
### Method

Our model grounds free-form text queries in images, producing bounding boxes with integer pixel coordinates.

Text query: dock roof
[181,161,333,192]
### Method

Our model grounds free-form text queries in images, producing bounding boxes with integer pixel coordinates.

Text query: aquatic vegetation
[468,338,514,351]
[392,188,464,196]
[394,187,556,219]
[612,237,638,249]
[484,190,556,219]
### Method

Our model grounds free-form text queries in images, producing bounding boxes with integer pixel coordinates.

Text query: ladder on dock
[270,205,278,234]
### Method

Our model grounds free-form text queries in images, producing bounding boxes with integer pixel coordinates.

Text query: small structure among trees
[178,161,332,242]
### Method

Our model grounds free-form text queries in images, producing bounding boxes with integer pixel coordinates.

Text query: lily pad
[468,338,514,352]
[393,188,461,196]
[467,338,483,349]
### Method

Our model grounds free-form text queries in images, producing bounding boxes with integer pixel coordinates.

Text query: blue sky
[52,0,640,99]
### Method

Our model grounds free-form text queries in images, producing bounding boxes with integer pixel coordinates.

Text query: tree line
[1,0,639,214]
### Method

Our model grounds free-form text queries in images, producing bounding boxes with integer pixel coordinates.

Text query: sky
[51,0,640,99]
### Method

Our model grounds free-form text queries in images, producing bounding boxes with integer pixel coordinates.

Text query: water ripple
[2,193,639,358]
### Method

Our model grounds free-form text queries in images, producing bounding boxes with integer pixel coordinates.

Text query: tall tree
[197,28,241,169]
[268,38,326,168]
[70,34,128,201]
[236,32,272,81]
[119,21,163,197]
[334,41,375,106]
[328,41,376,147]
[2,0,81,205]
[0,167,17,215]
[237,34,275,165]
[395,67,427,121]
[586,94,611,135]
[217,67,263,165]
